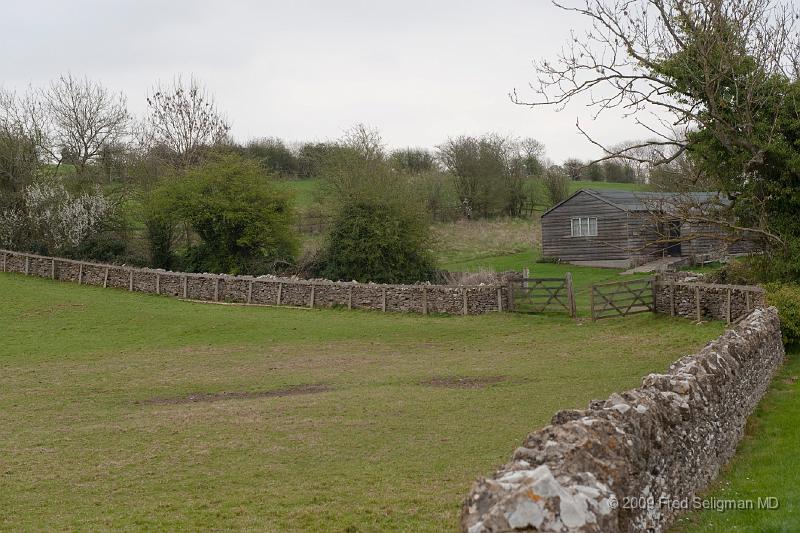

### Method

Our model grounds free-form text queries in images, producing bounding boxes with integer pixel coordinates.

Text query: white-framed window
[570,216,598,237]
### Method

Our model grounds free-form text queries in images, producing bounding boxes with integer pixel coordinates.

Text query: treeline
[0,73,644,283]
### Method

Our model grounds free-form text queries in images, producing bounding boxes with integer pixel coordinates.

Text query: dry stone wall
[0,249,508,316]
[461,307,784,532]
[654,279,765,323]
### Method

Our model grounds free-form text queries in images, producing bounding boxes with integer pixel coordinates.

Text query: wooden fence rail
[508,273,576,318]
[590,277,655,320]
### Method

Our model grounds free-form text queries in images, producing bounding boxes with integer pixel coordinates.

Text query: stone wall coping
[655,277,765,293]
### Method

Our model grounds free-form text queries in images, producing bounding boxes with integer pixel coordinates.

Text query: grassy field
[279,178,651,212]
[671,349,800,532]
[0,273,721,532]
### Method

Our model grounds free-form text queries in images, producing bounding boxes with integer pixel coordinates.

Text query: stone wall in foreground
[462,307,784,532]
[0,249,508,315]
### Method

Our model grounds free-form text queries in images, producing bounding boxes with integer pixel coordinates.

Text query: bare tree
[514,0,800,249]
[0,88,46,194]
[40,74,129,177]
[341,123,385,162]
[145,77,230,167]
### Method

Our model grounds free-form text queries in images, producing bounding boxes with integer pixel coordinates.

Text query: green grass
[277,178,322,210]
[567,180,651,193]
[672,349,800,533]
[278,178,650,213]
[0,273,722,532]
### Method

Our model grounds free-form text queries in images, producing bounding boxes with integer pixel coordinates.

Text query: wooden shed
[540,189,754,266]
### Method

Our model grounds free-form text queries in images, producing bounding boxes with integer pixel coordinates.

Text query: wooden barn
[540,189,758,267]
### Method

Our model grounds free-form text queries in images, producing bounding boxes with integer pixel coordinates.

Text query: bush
[0,178,116,256]
[147,155,298,275]
[319,201,436,283]
[703,259,758,285]
[766,283,800,346]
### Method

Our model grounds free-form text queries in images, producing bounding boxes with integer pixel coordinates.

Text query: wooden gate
[508,273,576,318]
[590,277,655,320]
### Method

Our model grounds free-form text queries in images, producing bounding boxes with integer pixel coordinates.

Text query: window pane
[589,217,598,236]
[582,218,590,236]
[571,218,580,236]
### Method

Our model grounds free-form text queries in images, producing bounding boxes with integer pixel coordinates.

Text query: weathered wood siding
[541,192,629,261]
[626,213,665,260]
[682,223,763,258]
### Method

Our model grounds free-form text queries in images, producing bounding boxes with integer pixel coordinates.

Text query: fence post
[24,255,29,275]
[422,286,428,315]
[650,276,658,314]
[695,286,701,322]
[129,270,134,291]
[277,282,283,306]
[522,267,530,288]
[155,273,160,295]
[51,258,56,280]
[182,276,188,299]
[78,263,83,285]
[310,283,315,308]
[462,287,468,315]
[726,287,732,325]
[348,285,353,310]
[1,252,6,272]
[497,287,503,312]
[247,280,253,304]
[669,283,675,317]
[103,267,109,288]
[565,273,576,318]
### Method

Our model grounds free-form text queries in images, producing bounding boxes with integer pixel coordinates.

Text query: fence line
[0,249,508,316]
[653,278,765,324]
[590,276,766,323]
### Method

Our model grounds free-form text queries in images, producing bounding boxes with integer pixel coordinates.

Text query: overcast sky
[0,0,644,163]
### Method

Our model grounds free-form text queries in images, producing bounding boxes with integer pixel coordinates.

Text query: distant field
[276,178,321,209]
[567,180,650,193]
[279,178,652,212]
[0,273,721,531]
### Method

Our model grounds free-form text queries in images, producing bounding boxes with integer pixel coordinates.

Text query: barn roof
[541,189,724,217]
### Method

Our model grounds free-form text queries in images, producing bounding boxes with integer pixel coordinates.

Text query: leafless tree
[341,123,385,162]
[145,77,230,167]
[0,88,47,194]
[514,0,800,170]
[514,0,800,249]
[40,74,129,177]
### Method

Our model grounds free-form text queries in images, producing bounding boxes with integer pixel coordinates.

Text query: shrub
[703,259,758,285]
[0,178,115,256]
[319,201,436,283]
[766,283,800,346]
[147,154,298,275]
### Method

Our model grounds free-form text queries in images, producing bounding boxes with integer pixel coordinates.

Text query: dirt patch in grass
[422,376,507,389]
[783,376,798,385]
[140,383,331,405]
